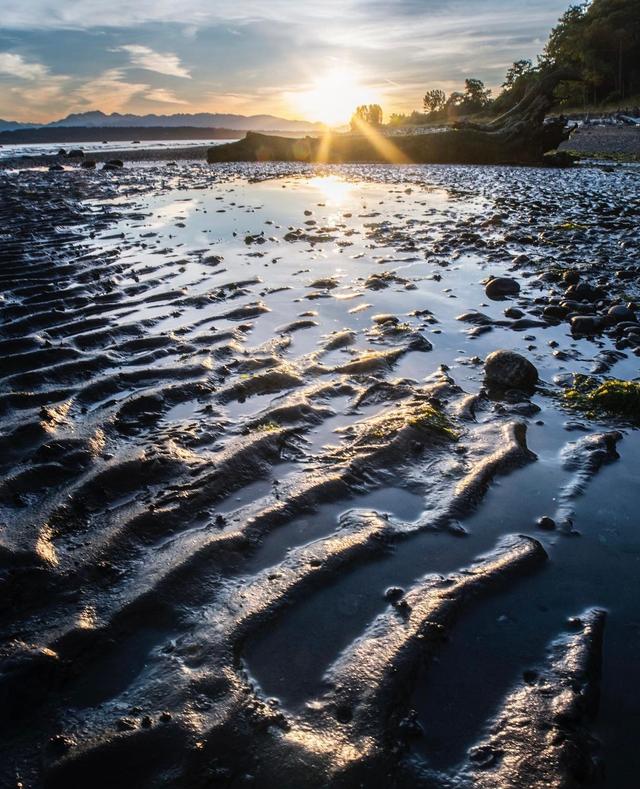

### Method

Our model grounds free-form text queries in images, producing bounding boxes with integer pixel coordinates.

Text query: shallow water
[1,160,639,787]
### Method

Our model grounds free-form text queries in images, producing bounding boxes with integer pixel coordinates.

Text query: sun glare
[308,175,354,205]
[293,68,378,127]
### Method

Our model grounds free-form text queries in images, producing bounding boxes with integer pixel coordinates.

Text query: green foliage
[541,0,640,104]
[562,375,640,420]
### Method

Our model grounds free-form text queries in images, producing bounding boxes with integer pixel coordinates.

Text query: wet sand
[1,160,639,788]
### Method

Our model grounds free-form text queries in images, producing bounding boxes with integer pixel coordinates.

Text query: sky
[0,0,570,124]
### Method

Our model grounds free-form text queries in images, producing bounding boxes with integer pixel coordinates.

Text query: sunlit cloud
[117,44,191,78]
[145,88,188,104]
[0,0,571,122]
[72,68,149,110]
[0,52,49,80]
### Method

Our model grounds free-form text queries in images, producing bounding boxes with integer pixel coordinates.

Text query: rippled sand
[1,161,639,788]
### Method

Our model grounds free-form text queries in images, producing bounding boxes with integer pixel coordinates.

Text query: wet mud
[1,160,639,788]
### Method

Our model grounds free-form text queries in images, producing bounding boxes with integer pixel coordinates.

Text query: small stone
[563,270,580,285]
[537,516,556,531]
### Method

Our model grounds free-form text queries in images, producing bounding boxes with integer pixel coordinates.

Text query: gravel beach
[560,125,640,157]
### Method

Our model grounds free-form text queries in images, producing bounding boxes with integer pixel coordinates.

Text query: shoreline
[1,126,638,171]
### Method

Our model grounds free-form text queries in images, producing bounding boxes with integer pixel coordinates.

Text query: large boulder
[484,350,538,390]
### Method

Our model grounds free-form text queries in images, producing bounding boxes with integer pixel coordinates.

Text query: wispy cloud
[117,44,191,78]
[72,68,149,108]
[0,52,49,79]
[145,87,188,103]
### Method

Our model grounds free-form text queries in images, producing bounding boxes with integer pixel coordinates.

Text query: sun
[292,68,378,127]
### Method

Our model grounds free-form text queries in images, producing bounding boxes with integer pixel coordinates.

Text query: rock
[570,315,603,335]
[104,159,124,169]
[509,318,546,331]
[48,164,64,172]
[504,307,524,319]
[457,311,495,326]
[537,516,556,530]
[607,304,635,323]
[543,304,568,320]
[468,325,493,337]
[384,587,405,602]
[67,148,85,158]
[537,271,559,283]
[484,350,538,390]
[485,277,520,300]
[563,269,580,285]
[81,159,96,169]
[564,282,605,303]
[57,148,67,156]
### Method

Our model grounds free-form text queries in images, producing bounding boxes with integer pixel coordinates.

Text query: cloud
[0,0,568,32]
[0,52,49,79]
[0,0,572,121]
[117,44,191,78]
[145,87,188,103]
[72,68,150,109]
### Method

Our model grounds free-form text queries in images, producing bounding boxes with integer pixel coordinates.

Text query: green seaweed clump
[563,375,640,420]
[407,402,459,440]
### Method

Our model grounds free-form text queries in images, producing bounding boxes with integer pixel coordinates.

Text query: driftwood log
[208,70,578,166]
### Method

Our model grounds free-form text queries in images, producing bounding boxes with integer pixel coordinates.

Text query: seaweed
[562,375,640,421]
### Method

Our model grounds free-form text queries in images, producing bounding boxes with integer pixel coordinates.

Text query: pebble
[537,516,556,531]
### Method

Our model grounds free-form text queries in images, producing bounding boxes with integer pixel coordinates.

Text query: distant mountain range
[0,110,324,133]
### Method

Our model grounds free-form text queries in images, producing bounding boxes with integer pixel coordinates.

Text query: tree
[463,78,492,111]
[350,104,383,130]
[540,0,640,104]
[368,104,383,126]
[444,91,465,118]
[388,113,408,126]
[423,89,446,114]
[502,60,534,90]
